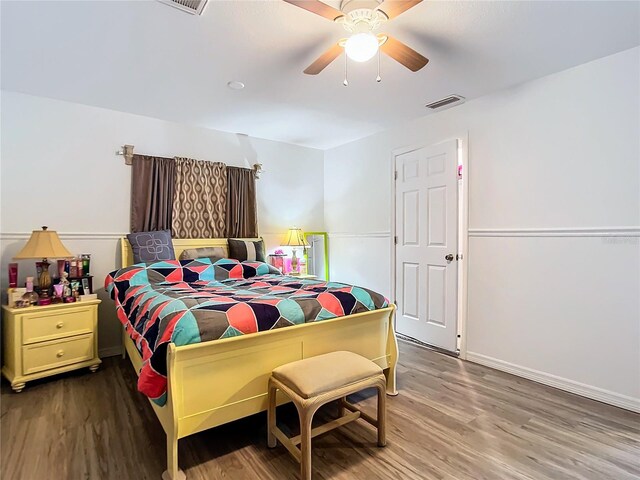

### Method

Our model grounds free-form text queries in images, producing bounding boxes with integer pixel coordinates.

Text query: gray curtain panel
[130,155,176,233]
[172,157,228,238]
[226,166,258,238]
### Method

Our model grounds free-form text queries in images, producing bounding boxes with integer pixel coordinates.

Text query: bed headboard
[119,237,261,268]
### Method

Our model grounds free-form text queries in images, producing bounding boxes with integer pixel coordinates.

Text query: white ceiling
[2,0,639,149]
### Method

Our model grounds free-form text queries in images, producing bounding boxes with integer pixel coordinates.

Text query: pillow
[179,246,226,261]
[241,261,283,277]
[212,259,281,281]
[228,238,265,262]
[127,230,175,263]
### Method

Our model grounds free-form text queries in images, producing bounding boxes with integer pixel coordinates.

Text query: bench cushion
[272,351,383,399]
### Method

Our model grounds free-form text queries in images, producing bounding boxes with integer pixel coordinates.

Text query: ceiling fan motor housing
[336,5,387,33]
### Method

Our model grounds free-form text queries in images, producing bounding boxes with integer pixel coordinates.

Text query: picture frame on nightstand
[7,288,27,308]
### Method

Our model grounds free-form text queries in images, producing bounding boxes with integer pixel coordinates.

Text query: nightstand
[1,300,101,392]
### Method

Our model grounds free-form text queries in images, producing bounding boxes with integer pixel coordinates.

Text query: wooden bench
[267,351,387,480]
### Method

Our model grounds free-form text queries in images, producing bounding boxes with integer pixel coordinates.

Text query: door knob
[445,254,454,262]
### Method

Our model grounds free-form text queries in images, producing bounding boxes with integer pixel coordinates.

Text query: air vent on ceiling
[425,95,466,111]
[157,0,208,15]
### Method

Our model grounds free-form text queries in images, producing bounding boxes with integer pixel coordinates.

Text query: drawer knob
[56,322,64,329]
[56,350,65,358]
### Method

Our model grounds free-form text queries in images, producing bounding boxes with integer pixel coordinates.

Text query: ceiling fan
[283,0,428,76]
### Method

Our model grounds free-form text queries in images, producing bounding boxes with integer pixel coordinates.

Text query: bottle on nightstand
[21,277,39,306]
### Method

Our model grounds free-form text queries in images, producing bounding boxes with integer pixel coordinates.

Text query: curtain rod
[116,144,263,179]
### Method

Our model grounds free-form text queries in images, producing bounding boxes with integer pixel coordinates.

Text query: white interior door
[395,140,458,352]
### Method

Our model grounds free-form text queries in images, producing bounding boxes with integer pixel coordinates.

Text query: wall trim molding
[325,228,640,239]
[468,227,640,238]
[466,352,640,413]
[1,231,318,240]
[328,232,391,239]
[1,232,126,241]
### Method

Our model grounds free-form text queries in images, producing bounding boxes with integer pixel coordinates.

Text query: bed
[113,237,398,480]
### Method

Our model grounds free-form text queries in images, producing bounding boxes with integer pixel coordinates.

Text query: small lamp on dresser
[281,227,309,275]
[13,226,73,304]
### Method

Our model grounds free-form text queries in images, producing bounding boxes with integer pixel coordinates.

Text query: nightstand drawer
[22,334,94,375]
[21,306,94,344]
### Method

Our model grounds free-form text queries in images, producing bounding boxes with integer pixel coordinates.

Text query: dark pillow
[227,238,265,262]
[127,230,175,263]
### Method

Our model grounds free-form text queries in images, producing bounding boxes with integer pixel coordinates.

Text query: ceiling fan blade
[380,35,428,72]
[304,43,343,75]
[377,0,423,20]
[283,0,344,21]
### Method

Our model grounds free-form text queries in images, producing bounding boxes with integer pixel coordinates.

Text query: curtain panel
[172,157,228,238]
[130,155,176,233]
[226,166,258,238]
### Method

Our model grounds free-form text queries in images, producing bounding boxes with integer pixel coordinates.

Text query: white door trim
[390,133,470,359]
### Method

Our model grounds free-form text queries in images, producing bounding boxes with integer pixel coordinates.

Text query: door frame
[389,133,470,359]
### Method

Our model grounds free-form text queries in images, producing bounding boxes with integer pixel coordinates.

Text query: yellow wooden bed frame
[119,237,398,480]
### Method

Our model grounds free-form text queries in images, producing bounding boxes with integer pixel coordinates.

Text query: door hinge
[394,236,398,245]
[394,170,398,180]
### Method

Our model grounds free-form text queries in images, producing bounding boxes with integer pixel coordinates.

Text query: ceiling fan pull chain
[376,49,382,83]
[343,53,349,86]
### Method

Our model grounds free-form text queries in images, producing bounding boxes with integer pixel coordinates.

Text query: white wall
[324,47,640,411]
[0,91,324,355]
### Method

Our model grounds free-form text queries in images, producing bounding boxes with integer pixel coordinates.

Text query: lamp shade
[281,227,309,247]
[13,226,73,260]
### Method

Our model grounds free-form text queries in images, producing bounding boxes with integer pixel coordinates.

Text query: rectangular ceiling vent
[425,95,466,111]
[157,0,208,15]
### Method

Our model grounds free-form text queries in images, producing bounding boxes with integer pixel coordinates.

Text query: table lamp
[14,226,73,300]
[281,227,309,275]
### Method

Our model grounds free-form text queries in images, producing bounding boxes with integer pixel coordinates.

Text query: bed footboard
[124,305,397,479]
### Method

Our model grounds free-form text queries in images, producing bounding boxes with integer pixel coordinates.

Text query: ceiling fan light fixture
[345,32,379,62]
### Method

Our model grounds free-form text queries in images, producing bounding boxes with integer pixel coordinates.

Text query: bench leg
[337,397,346,418]
[376,382,387,447]
[299,405,314,480]
[267,380,278,449]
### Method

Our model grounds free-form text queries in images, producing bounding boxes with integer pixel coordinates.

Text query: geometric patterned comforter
[105,257,388,406]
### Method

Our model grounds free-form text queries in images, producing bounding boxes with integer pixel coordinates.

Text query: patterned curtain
[172,158,227,238]
[226,166,258,238]
[130,155,176,233]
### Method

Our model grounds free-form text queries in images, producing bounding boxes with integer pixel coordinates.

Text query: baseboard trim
[99,346,124,358]
[466,352,640,413]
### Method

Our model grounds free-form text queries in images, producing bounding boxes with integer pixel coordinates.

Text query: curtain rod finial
[253,163,263,179]
[117,144,135,165]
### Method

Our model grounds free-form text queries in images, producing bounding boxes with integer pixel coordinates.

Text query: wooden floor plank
[2,340,638,479]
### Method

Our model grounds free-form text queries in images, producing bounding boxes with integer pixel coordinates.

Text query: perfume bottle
[22,277,39,306]
[82,254,91,275]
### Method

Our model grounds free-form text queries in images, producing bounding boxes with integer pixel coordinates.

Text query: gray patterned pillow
[179,246,227,261]
[127,230,175,263]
